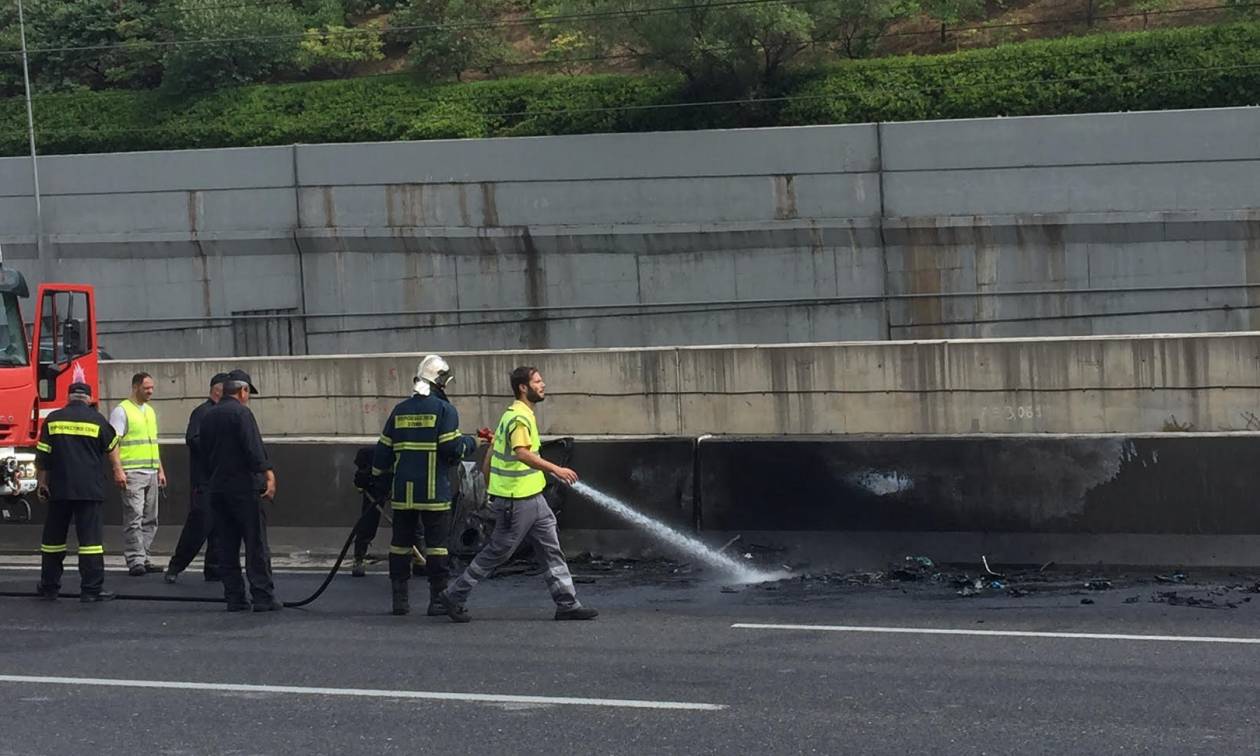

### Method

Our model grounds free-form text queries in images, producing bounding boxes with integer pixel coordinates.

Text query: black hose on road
[0,503,378,607]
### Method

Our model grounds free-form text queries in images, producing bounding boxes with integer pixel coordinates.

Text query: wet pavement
[3,554,1260,754]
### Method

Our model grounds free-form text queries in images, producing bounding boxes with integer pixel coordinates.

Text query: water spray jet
[570,481,781,584]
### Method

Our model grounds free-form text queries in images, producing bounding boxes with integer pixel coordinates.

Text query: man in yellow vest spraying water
[437,366,598,623]
[109,372,166,577]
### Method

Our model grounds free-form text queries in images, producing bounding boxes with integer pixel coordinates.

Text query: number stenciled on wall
[978,405,1044,422]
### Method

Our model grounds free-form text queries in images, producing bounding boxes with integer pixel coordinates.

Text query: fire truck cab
[0,269,98,523]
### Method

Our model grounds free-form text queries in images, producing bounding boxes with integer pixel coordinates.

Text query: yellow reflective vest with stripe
[371,392,475,511]
[118,399,160,471]
[487,401,547,499]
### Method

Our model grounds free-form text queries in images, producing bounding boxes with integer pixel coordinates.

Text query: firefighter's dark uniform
[166,395,222,580]
[201,383,277,611]
[34,395,118,600]
[371,390,475,614]
[352,447,428,577]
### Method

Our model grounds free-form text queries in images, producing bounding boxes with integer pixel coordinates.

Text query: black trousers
[389,508,450,591]
[40,499,104,595]
[167,487,221,578]
[354,495,426,561]
[353,494,383,561]
[211,491,275,606]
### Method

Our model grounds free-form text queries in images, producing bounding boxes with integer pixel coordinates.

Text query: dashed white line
[0,674,727,711]
[731,623,1260,645]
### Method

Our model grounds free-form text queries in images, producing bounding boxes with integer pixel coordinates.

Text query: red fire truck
[0,269,98,523]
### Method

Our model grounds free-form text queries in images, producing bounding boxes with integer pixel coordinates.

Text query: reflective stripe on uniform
[390,500,451,512]
[47,421,101,438]
[489,466,538,478]
[35,441,51,453]
[78,545,104,555]
[377,434,393,447]
[427,450,436,500]
[422,546,448,557]
[40,544,67,553]
[388,545,411,556]
[437,430,462,444]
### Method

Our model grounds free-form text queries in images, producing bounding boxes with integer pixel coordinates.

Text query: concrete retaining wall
[0,107,1257,357]
[102,330,1260,438]
[7,434,1260,568]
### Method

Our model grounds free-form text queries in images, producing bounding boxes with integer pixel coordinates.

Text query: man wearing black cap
[164,372,228,584]
[34,382,126,602]
[200,369,280,612]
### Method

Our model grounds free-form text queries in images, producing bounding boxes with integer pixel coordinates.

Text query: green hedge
[0,22,1257,156]
[779,23,1260,124]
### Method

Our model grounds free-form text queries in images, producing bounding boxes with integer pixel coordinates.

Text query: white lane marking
[731,623,1260,646]
[0,674,726,711]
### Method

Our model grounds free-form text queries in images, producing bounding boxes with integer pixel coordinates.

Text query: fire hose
[0,501,383,606]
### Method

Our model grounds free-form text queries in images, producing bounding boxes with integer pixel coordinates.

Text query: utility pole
[15,0,48,282]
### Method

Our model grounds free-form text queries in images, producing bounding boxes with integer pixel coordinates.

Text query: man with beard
[437,366,598,623]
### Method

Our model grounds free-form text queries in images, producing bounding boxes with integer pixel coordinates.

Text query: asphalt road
[2,562,1260,755]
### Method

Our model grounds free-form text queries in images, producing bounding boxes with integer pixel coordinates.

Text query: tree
[18,0,164,91]
[536,0,922,97]
[816,0,921,59]
[160,0,304,93]
[389,0,515,82]
[299,25,384,77]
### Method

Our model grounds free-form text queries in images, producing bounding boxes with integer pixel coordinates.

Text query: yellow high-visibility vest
[118,399,159,471]
[487,401,546,499]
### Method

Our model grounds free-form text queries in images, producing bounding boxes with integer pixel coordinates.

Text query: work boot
[555,606,599,621]
[128,564,146,577]
[391,580,410,616]
[436,590,469,623]
[163,568,178,584]
[352,558,366,578]
[80,591,116,603]
[34,583,57,601]
[426,585,447,617]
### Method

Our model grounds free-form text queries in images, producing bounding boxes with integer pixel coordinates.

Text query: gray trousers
[446,494,579,610]
[122,470,160,567]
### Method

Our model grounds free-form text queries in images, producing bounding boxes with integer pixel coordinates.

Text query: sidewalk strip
[0,674,727,711]
[731,623,1260,645]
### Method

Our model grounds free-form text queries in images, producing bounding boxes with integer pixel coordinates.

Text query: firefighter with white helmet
[370,355,476,616]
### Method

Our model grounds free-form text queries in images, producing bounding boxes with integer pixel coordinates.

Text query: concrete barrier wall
[0,107,1257,357]
[9,434,1260,567]
[102,330,1260,437]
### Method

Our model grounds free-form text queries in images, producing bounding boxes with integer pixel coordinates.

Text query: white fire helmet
[413,354,453,396]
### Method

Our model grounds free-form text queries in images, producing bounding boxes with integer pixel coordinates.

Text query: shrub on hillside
[0,22,1256,155]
